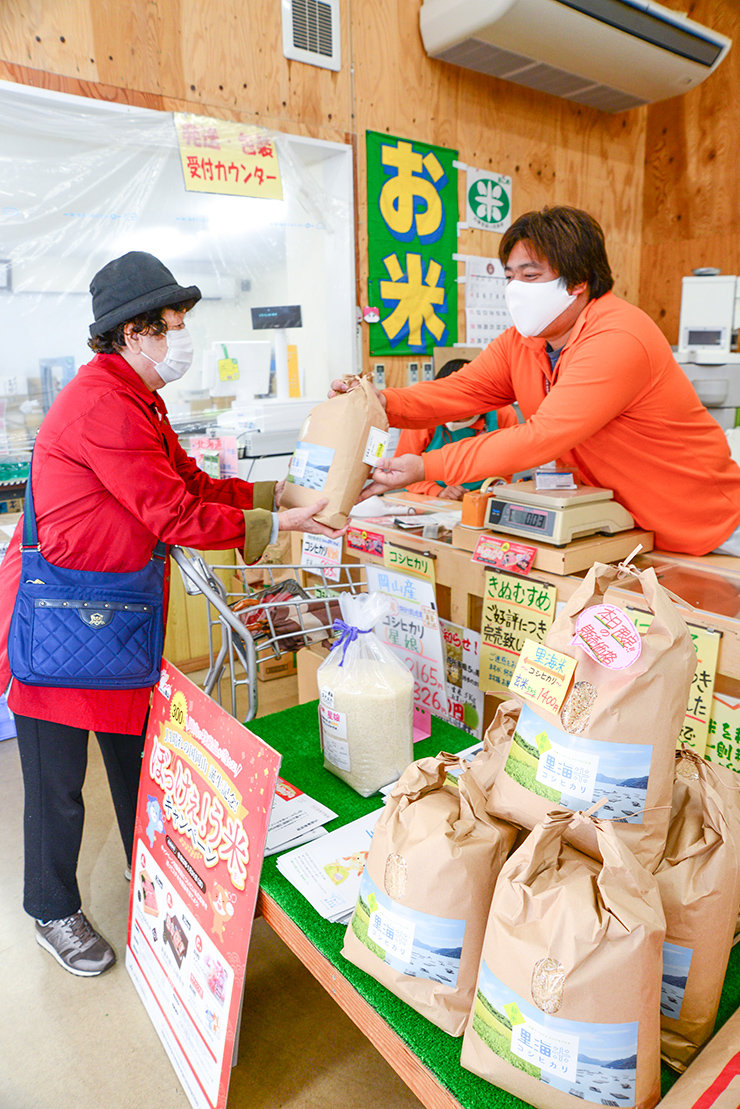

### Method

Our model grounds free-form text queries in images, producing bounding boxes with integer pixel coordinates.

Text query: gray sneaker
[35,911,116,977]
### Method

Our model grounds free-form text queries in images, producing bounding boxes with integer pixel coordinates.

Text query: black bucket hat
[89,251,202,338]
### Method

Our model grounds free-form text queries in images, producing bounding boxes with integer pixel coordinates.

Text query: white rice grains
[319,658,414,797]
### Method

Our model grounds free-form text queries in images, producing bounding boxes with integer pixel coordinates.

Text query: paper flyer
[276,809,382,923]
[125,663,281,1109]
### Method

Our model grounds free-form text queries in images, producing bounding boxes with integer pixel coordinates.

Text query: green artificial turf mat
[250,701,740,1108]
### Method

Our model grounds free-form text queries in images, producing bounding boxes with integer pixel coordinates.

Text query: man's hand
[328,376,387,408]
[358,454,425,499]
[277,498,346,538]
[438,484,465,501]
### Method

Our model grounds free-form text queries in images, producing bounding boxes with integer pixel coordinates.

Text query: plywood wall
[640,0,740,344]
[2,0,729,369]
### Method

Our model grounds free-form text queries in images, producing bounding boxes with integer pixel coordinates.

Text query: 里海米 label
[287,441,335,490]
[353,870,465,986]
[505,703,653,822]
[472,961,639,1104]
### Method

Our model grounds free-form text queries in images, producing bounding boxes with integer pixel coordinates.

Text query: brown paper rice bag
[461,806,665,1109]
[280,372,389,529]
[656,748,740,1073]
[467,698,522,793]
[484,560,696,871]
[341,753,517,1036]
[656,1003,740,1108]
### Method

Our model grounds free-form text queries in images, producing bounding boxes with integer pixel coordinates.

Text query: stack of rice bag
[341,559,740,1109]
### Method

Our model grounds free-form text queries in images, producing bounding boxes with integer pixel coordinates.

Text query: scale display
[484,482,635,547]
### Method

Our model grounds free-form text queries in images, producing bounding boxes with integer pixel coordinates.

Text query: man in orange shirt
[393,358,519,499]
[349,206,740,556]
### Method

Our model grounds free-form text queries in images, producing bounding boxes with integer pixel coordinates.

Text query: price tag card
[301,533,342,582]
[508,638,576,715]
[472,534,536,576]
[383,542,435,586]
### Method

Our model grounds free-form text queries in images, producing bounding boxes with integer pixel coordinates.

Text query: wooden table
[257,889,464,1109]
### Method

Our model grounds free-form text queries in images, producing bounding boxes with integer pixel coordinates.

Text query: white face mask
[445,416,480,431]
[505,277,576,338]
[141,326,194,383]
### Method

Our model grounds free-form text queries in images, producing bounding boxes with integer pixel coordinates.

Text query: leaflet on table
[365,564,448,716]
[265,825,327,857]
[264,777,337,856]
[126,663,281,1109]
[276,809,382,923]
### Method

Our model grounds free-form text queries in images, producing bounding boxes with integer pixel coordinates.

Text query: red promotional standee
[125,663,281,1109]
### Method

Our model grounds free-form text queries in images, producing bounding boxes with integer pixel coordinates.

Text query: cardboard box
[257,651,298,683]
[297,643,331,703]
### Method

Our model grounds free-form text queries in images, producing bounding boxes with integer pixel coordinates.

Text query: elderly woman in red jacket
[0,251,341,977]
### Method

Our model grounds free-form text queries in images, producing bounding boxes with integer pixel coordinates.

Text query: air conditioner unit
[419,0,731,112]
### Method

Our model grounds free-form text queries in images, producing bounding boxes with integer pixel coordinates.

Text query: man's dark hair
[436,357,470,380]
[87,300,196,354]
[499,206,614,300]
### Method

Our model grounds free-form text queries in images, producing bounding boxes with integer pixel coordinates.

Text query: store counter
[250,701,740,1109]
[291,511,740,693]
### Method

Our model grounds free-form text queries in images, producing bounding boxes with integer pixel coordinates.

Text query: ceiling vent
[419,0,731,112]
[282,0,341,71]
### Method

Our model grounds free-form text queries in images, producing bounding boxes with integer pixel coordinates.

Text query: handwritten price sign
[508,639,576,715]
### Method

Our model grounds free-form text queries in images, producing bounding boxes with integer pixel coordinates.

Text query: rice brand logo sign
[465,168,512,234]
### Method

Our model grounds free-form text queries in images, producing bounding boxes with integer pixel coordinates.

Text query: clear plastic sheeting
[0,80,355,456]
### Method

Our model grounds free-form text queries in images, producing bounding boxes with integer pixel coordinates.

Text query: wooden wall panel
[1,0,658,386]
[641,0,740,343]
[350,1,647,386]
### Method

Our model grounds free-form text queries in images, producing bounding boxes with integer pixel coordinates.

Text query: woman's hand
[273,478,286,508]
[357,454,425,500]
[277,499,347,538]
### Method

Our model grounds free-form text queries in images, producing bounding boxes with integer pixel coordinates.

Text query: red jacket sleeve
[75,390,270,550]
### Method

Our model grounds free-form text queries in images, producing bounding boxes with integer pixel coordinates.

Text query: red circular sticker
[572,604,642,669]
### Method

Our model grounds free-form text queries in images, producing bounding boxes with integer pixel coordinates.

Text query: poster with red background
[125,662,281,1109]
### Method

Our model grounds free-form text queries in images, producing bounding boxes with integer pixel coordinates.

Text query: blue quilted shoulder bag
[8,466,167,689]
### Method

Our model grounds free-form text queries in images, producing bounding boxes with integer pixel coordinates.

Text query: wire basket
[171,547,366,722]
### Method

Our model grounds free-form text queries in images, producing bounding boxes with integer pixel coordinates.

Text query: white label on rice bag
[362,426,389,466]
[320,686,335,709]
[368,904,415,964]
[320,702,347,739]
[323,735,351,771]
[288,447,309,481]
[510,1017,579,1082]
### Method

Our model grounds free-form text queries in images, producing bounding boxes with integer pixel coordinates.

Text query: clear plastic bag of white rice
[317,591,415,797]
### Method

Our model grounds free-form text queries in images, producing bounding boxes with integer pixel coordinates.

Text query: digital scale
[484,482,635,547]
